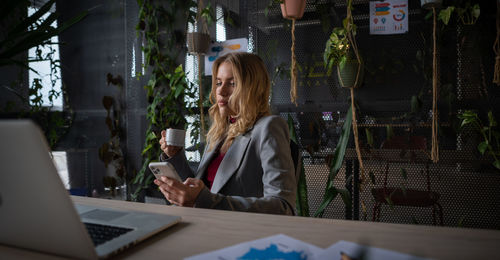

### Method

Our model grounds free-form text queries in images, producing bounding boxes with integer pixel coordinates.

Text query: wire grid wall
[215,0,500,229]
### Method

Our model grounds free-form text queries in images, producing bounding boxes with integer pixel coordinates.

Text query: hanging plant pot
[280,0,306,20]
[187,32,211,55]
[420,0,442,9]
[337,59,364,88]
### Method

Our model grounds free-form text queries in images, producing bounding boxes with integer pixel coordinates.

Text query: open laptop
[0,120,181,259]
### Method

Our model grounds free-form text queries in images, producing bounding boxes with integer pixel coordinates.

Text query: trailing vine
[132,0,198,201]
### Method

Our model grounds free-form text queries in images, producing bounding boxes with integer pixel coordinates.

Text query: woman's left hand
[154,177,205,207]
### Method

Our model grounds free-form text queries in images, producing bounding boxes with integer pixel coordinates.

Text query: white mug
[166,128,186,147]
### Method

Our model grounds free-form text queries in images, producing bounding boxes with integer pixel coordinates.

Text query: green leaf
[339,56,347,70]
[8,0,56,37]
[369,171,376,185]
[410,95,421,114]
[314,187,338,218]
[471,4,480,20]
[385,196,394,209]
[337,188,352,211]
[478,141,488,155]
[493,160,500,170]
[457,216,465,227]
[102,96,113,110]
[400,168,408,180]
[438,6,455,25]
[314,107,352,217]
[424,10,432,20]
[365,128,374,148]
[296,158,309,217]
[288,115,298,144]
[488,111,497,127]
[173,85,183,98]
[386,125,394,140]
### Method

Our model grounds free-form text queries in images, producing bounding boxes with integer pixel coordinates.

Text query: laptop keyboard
[84,222,133,246]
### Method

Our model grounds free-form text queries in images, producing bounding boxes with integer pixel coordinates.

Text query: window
[28,6,63,110]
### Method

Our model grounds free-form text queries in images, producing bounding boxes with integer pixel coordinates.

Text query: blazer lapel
[210,135,251,193]
[195,141,222,179]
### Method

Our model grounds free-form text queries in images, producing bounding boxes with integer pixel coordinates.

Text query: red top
[206,152,225,189]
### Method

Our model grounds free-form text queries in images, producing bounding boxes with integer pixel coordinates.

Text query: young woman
[155,52,296,215]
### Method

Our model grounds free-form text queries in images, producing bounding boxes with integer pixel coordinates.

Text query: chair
[371,136,443,225]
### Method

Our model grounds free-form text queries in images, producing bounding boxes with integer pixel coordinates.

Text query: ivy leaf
[478,141,488,155]
[471,4,480,20]
[493,160,500,170]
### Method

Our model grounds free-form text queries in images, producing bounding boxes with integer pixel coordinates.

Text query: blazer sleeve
[194,116,297,215]
[159,151,195,181]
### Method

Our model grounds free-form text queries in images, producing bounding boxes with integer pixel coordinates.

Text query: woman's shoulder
[252,115,288,133]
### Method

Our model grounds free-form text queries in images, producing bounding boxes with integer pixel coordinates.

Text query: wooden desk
[1,196,499,259]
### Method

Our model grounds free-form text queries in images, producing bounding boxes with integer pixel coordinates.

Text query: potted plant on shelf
[186,0,213,55]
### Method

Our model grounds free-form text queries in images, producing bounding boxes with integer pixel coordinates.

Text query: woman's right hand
[160,130,182,158]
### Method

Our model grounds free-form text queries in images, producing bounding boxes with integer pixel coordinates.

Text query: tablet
[148,162,182,182]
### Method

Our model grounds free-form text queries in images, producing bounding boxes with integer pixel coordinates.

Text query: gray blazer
[164,115,297,215]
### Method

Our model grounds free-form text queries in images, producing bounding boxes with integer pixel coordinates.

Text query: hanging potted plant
[323,0,363,88]
[279,0,306,105]
[316,0,366,217]
[186,0,213,55]
[421,0,442,9]
[280,0,306,19]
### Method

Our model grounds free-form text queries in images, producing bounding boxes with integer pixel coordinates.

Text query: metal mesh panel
[226,0,500,229]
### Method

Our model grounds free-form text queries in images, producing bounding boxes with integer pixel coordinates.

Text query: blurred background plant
[459,110,500,170]
[99,73,127,195]
[0,0,87,148]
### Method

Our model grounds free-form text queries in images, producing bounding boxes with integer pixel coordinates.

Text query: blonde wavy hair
[206,52,271,152]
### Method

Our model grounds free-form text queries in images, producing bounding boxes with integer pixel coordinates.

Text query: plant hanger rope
[291,18,298,106]
[345,0,366,185]
[281,0,301,106]
[431,7,439,162]
[196,0,207,139]
[493,0,500,85]
[198,54,206,140]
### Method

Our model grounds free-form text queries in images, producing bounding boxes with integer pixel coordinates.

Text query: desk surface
[2,196,500,259]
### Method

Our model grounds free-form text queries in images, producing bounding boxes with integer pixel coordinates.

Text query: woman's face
[215,62,236,117]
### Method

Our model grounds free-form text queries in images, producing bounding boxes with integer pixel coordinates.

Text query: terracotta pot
[187,32,211,55]
[280,0,306,20]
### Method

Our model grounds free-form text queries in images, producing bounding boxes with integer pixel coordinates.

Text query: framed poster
[370,0,408,35]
